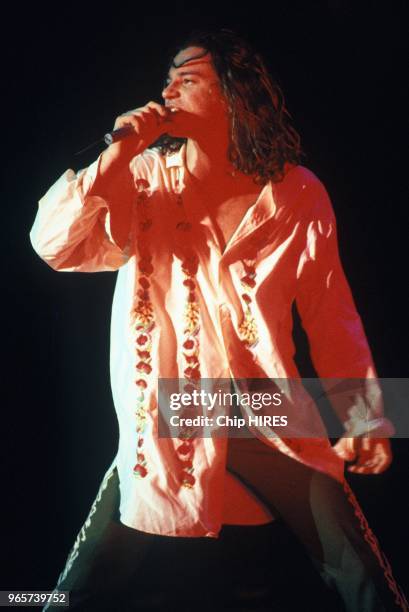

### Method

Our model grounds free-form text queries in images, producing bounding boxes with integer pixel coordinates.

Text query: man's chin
[164,111,195,139]
[164,127,189,139]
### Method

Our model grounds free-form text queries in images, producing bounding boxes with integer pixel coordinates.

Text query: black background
[1,1,408,607]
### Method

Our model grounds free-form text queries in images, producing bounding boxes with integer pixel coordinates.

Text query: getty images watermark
[157,378,409,439]
[168,386,286,429]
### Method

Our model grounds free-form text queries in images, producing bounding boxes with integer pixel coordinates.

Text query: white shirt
[30,144,385,537]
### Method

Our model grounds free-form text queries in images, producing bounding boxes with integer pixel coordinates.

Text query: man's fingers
[348,460,390,474]
[334,437,393,475]
[348,458,378,474]
[114,102,169,132]
[347,440,393,474]
[146,101,169,118]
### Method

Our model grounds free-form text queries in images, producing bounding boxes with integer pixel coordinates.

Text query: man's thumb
[333,437,357,461]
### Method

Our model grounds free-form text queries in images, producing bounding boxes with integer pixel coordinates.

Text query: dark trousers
[44,439,408,612]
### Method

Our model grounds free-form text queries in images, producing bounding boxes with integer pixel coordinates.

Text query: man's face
[162,46,228,138]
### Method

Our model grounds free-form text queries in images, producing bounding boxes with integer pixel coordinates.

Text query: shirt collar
[165,143,186,169]
[164,144,296,254]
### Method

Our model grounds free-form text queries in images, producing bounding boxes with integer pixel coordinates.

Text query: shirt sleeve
[29,155,134,272]
[294,178,393,436]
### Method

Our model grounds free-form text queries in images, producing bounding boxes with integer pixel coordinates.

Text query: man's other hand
[333,437,393,474]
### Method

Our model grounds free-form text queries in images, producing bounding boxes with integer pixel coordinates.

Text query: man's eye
[183,79,194,85]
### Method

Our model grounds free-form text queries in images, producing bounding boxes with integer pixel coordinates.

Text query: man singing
[31,29,407,611]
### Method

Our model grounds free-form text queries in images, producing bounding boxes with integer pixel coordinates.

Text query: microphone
[103,107,179,146]
[104,126,135,146]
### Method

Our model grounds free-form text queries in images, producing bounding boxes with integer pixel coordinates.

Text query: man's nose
[162,82,179,100]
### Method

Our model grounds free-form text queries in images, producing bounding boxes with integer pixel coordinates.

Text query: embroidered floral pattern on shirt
[174,192,201,489]
[238,258,259,348]
[132,179,154,479]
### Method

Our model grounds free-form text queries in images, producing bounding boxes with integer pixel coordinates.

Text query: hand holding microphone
[104,102,178,149]
[95,101,180,182]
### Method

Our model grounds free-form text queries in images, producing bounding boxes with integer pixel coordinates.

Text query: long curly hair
[155,29,303,184]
